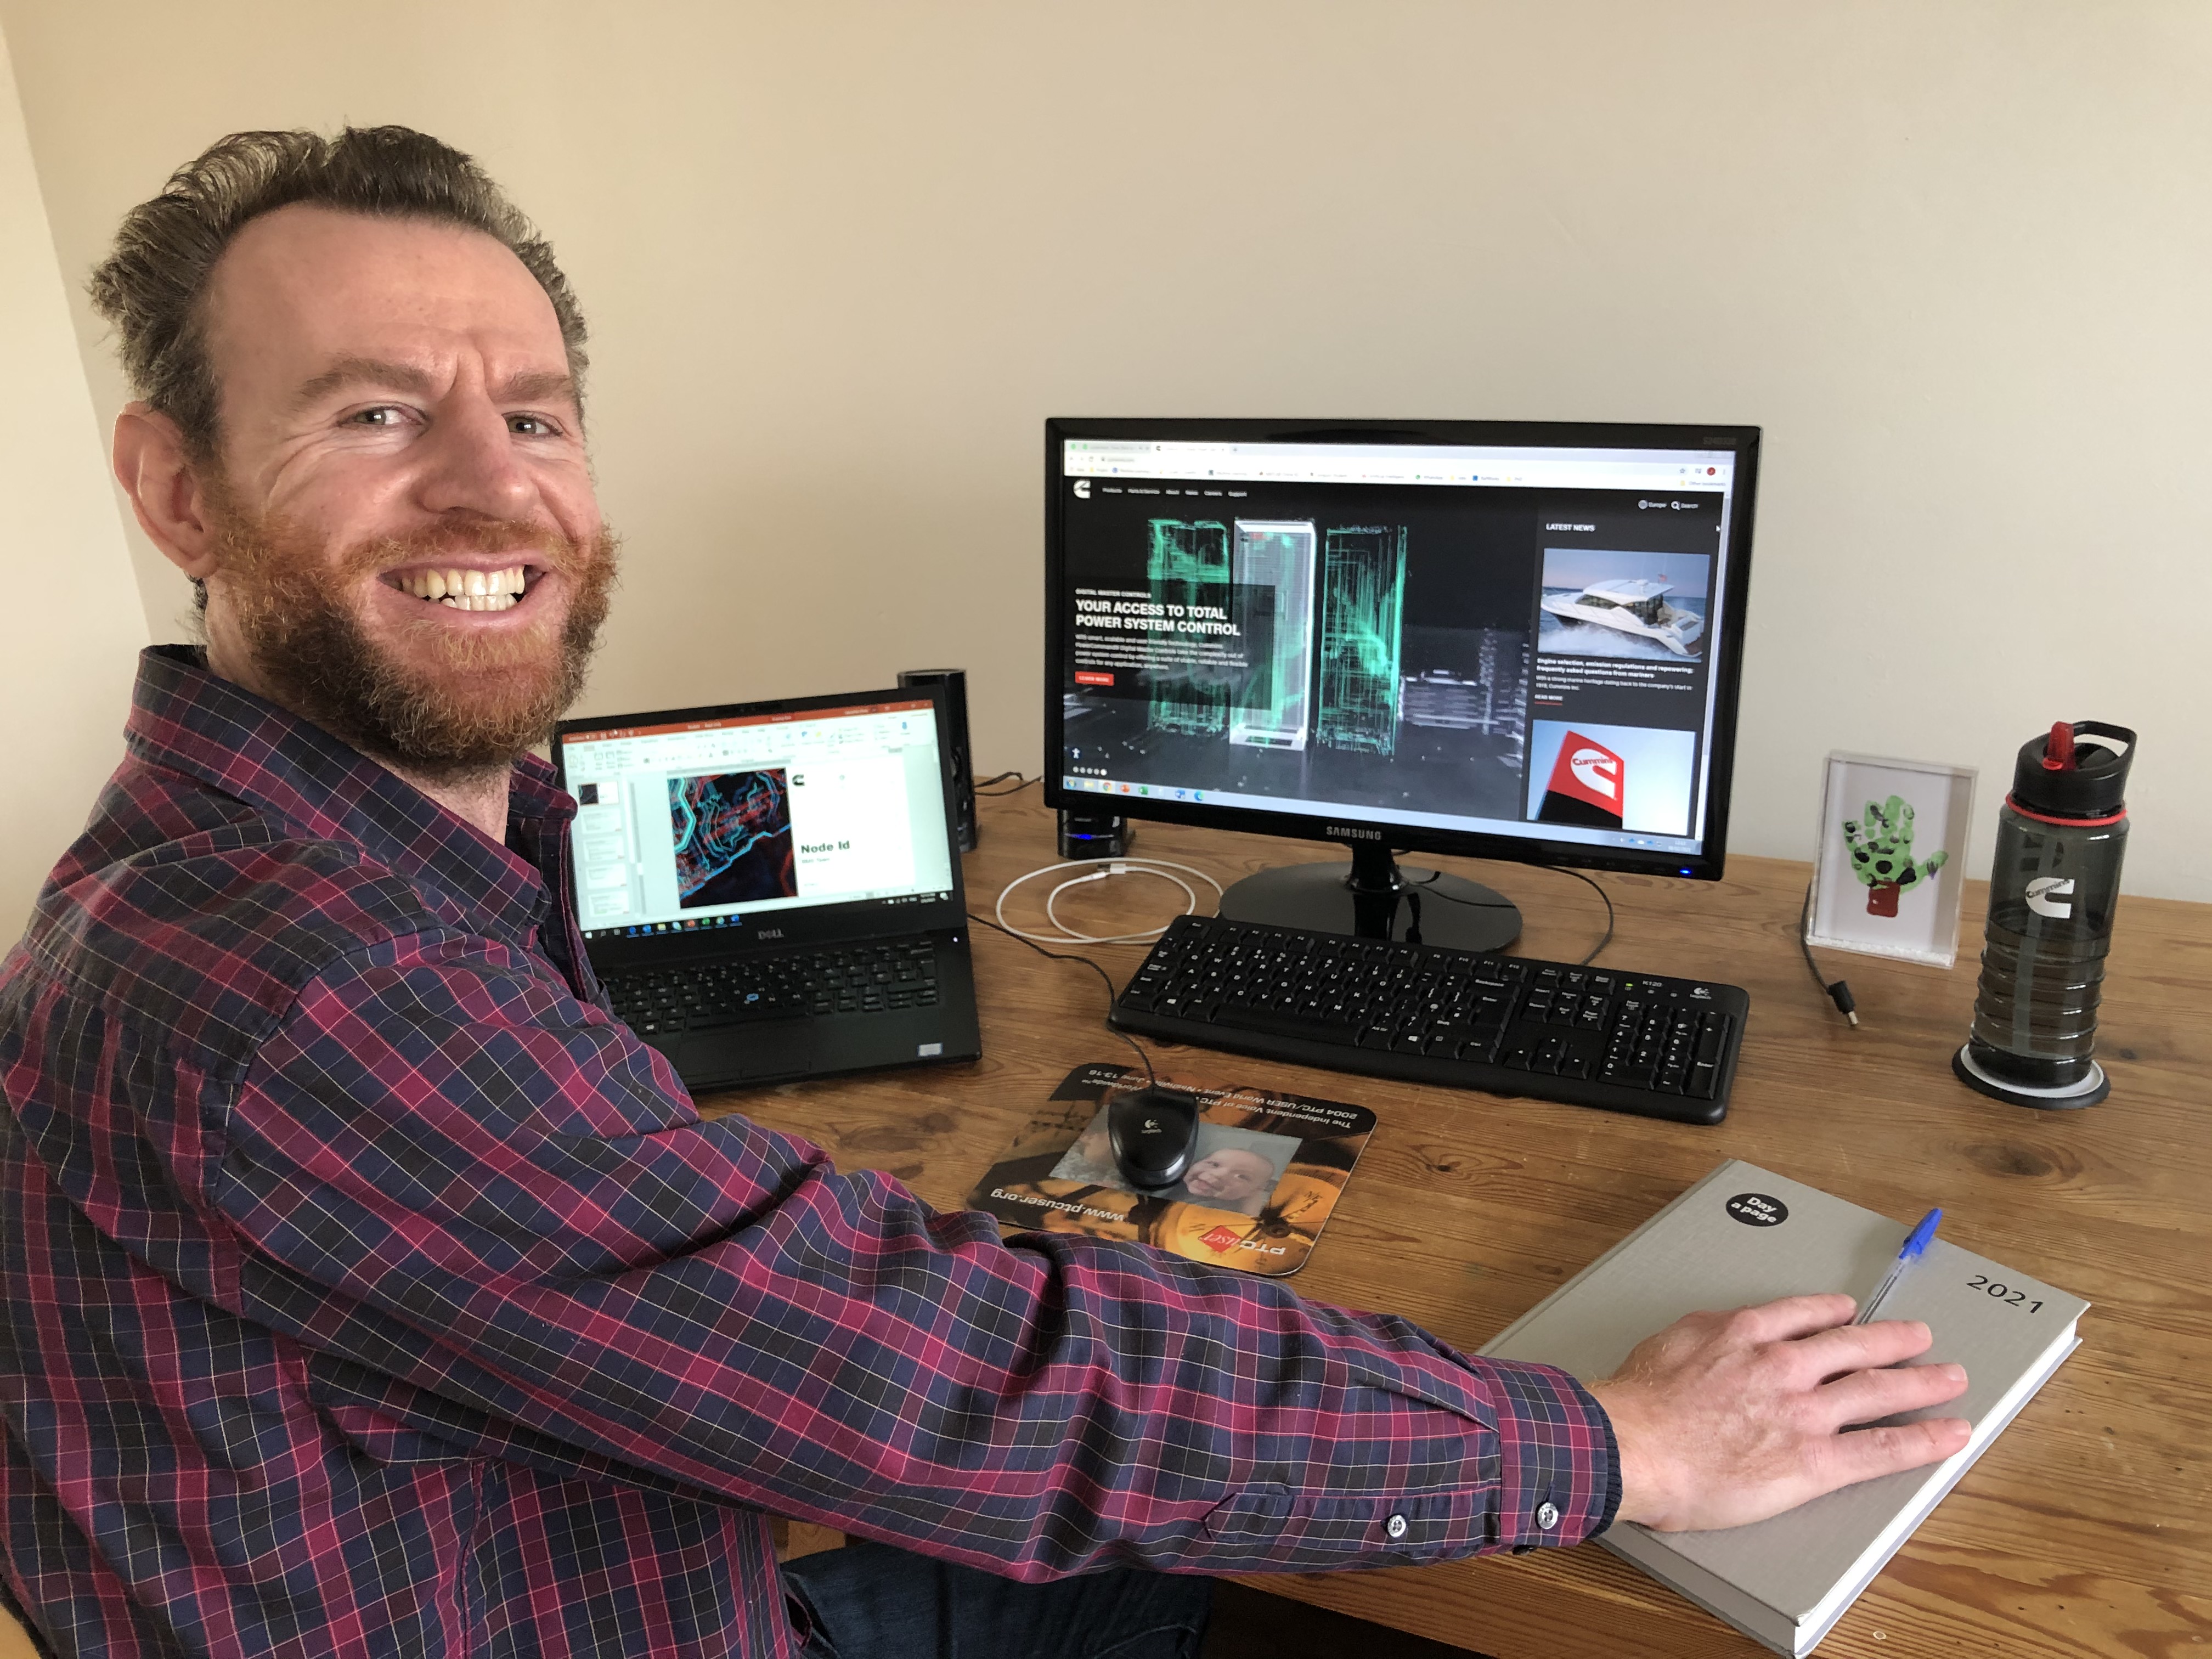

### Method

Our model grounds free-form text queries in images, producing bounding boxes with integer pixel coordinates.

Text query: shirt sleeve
[212,930,1619,1579]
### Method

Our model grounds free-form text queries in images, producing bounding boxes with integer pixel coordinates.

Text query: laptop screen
[558,696,956,943]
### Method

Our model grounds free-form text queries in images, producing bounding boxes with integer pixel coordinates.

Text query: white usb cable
[993,857,1225,946]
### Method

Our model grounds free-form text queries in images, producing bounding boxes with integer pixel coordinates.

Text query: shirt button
[1536,1502,1561,1531]
[1385,1513,1408,1540]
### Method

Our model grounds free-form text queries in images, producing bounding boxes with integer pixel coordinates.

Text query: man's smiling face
[188,203,616,776]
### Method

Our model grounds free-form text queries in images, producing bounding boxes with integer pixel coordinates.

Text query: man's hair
[88,125,588,464]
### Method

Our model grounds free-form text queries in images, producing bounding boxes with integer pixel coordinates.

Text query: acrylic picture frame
[1807,752,1978,969]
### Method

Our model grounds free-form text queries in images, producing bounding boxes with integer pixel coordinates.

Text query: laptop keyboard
[601,940,940,1037]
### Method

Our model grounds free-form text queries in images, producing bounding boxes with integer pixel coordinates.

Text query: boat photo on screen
[1538,548,1710,660]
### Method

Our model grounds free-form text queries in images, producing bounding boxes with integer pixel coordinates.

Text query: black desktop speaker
[898,668,976,851]
[1058,809,1129,860]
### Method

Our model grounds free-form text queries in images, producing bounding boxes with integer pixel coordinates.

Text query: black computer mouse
[1107,1085,1198,1192]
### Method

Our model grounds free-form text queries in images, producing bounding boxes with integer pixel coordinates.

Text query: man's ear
[113,403,222,577]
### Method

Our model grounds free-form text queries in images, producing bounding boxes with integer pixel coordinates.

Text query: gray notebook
[1481,1159,2085,1657]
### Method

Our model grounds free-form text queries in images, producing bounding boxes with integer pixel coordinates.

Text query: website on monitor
[1057,439,1737,857]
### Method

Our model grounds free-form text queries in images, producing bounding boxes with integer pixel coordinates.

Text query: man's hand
[1584,1294,1972,1532]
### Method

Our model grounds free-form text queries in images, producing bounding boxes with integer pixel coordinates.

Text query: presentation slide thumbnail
[1528,720,1695,837]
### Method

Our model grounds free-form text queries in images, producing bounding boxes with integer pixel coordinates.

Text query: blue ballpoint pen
[1853,1208,1943,1324]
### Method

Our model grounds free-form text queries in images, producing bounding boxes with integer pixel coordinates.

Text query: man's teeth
[396,566,527,611]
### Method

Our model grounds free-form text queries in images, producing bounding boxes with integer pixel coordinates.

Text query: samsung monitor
[1043,418,1760,950]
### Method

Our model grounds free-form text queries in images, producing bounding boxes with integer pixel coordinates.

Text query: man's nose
[414,394,534,521]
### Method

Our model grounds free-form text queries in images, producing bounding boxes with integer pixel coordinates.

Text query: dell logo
[756,927,785,940]
[2025,876,2074,919]
[1325,825,1383,840]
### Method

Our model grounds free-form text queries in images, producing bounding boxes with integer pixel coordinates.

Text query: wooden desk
[699,793,2212,1658]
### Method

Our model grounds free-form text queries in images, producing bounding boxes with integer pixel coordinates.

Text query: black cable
[966,911,1158,1088]
[1798,884,1859,1026]
[974,774,1040,797]
[1409,863,1615,966]
[1405,870,1516,907]
[1558,868,1615,967]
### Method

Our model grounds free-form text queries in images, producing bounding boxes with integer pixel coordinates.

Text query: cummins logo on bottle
[2025,876,2074,918]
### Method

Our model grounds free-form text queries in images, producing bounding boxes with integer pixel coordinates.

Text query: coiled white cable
[994,857,1225,946]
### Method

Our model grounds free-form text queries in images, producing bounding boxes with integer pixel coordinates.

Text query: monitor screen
[557,695,957,942]
[1043,420,1758,880]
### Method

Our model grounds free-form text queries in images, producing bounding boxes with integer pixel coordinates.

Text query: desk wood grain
[698,794,2212,1657]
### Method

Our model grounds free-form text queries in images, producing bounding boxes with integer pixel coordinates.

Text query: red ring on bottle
[2004,793,2126,828]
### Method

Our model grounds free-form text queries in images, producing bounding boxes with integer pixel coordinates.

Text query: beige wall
[3,2,2205,898]
[0,25,150,935]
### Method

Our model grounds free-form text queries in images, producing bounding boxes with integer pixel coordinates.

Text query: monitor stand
[1217,841,1522,953]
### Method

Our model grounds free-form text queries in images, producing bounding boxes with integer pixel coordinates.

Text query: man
[0,127,1970,1658]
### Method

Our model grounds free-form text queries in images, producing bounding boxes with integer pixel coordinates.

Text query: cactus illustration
[1843,795,1947,917]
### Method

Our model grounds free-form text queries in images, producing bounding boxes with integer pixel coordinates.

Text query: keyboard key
[1696,1015,1733,1063]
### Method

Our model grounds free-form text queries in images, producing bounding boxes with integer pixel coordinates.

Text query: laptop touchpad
[681,1021,814,1085]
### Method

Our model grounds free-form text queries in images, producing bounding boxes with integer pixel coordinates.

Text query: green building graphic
[1317,526,1407,755]
[1145,519,1232,736]
[1228,520,1317,752]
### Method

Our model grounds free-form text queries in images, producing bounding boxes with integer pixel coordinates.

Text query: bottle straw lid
[2010,720,2135,820]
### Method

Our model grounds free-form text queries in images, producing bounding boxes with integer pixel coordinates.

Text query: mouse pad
[964,1063,1377,1277]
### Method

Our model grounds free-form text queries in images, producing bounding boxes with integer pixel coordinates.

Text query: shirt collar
[125,645,575,945]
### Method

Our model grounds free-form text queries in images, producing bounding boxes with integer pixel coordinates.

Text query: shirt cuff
[1483,1359,1621,1552]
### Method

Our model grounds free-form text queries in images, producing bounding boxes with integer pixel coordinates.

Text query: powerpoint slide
[785,757,918,898]
[1527,720,1695,836]
[668,769,797,908]
[1538,548,1709,662]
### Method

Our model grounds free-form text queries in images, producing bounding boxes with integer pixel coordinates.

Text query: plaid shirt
[0,646,1618,1658]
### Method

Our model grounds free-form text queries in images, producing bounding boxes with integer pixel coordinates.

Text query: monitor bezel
[1041,416,1760,882]
[554,683,969,971]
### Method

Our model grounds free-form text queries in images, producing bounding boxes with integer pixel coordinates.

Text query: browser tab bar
[1063,439,1732,492]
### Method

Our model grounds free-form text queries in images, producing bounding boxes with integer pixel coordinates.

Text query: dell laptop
[554,685,982,1090]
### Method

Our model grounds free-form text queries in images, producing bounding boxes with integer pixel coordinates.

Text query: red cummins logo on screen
[1539,731,1627,831]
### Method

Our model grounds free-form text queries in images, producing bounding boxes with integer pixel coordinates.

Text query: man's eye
[347,406,408,427]
[509,414,557,436]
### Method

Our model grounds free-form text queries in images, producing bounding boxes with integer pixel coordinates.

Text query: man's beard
[208,499,619,783]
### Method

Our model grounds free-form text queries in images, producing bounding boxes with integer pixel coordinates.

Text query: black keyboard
[601,939,941,1038]
[1109,915,1748,1125]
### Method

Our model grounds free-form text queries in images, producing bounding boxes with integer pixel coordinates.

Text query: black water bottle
[1953,720,2135,1110]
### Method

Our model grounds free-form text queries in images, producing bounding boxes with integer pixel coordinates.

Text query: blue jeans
[780,1540,1214,1659]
